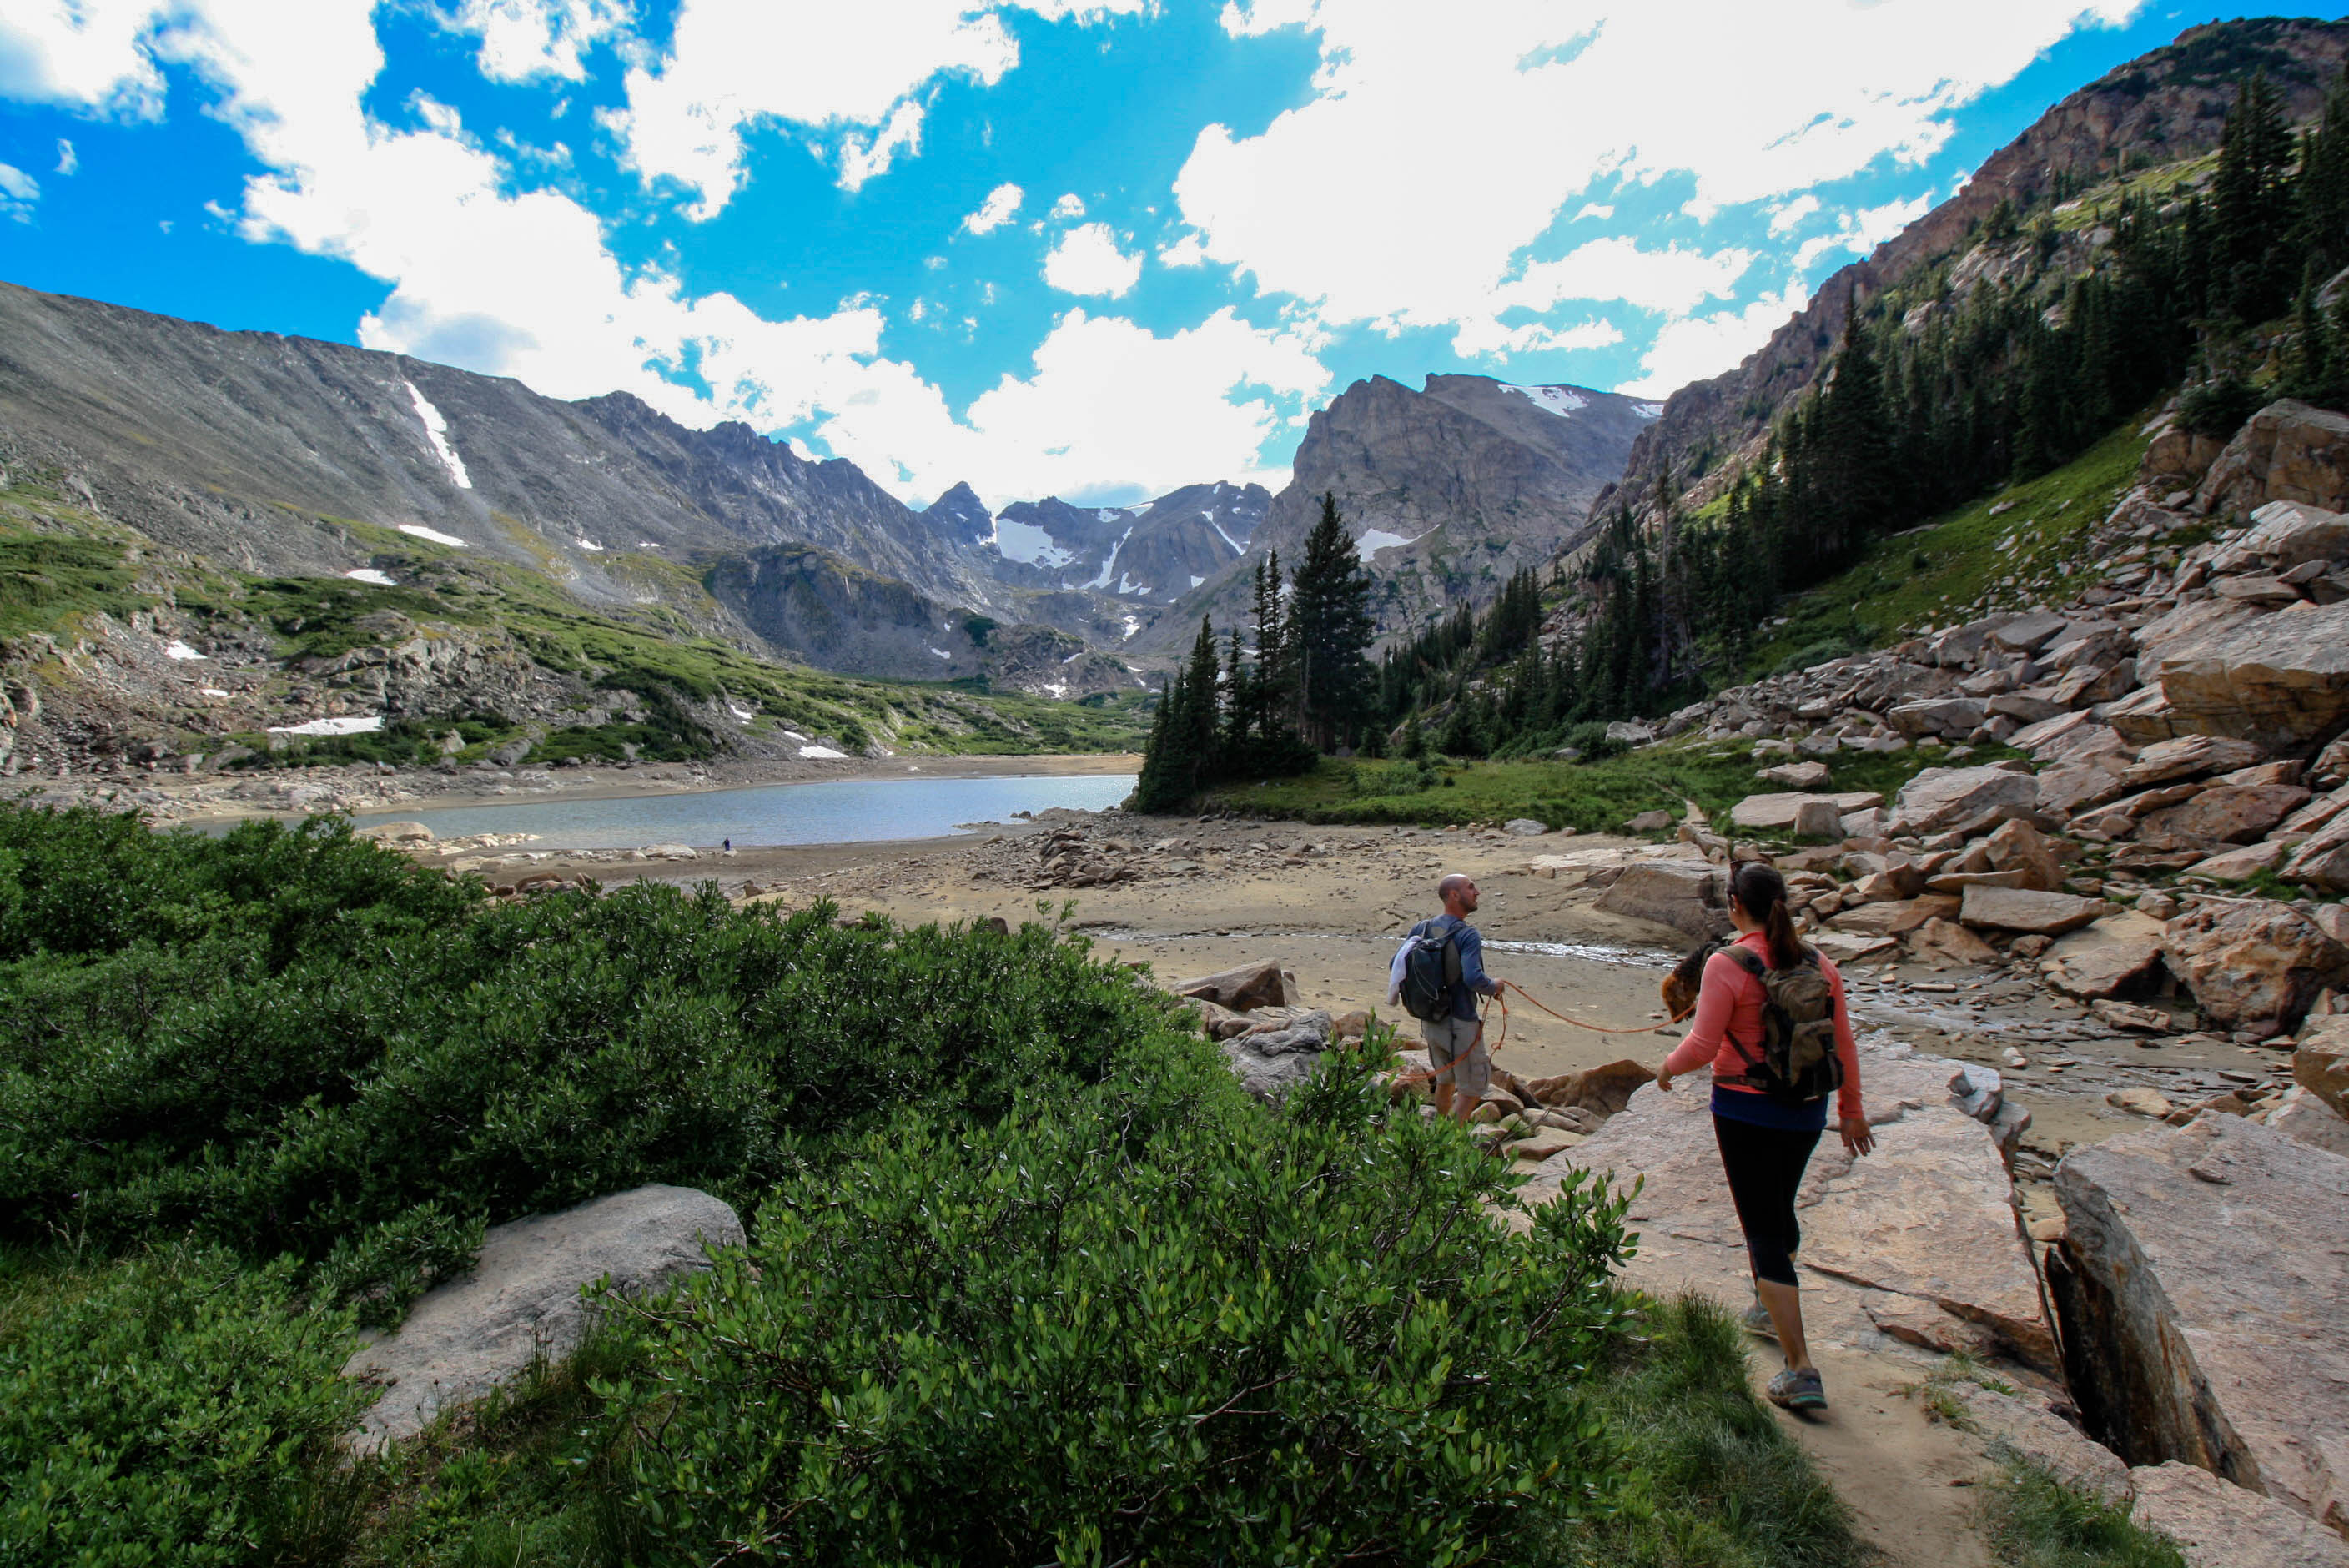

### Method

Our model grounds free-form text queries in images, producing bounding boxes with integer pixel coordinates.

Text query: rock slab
[2130,1461,2349,1568]
[2054,1115,2349,1536]
[345,1184,744,1450]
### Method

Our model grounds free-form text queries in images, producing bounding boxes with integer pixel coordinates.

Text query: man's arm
[1456,925,1501,996]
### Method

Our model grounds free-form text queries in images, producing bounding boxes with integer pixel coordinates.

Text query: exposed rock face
[1944,1381,2131,1505]
[2196,400,2349,520]
[1887,766,2040,836]
[1219,1009,1334,1103]
[1522,1041,2053,1369]
[1601,18,2349,526]
[2145,598,2349,751]
[983,481,1268,610]
[1593,860,1733,941]
[1173,958,1300,1013]
[1138,374,1658,655]
[1728,790,1884,830]
[2052,1116,2349,1535]
[2130,1461,2349,1568]
[345,1184,743,1450]
[2162,900,2349,1031]
[2043,912,2169,999]
[1958,885,2111,935]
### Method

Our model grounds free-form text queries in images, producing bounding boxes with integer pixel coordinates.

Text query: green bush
[1983,1458,2186,1568]
[0,806,1191,1323]
[581,1042,1637,1565]
[1564,719,1629,761]
[0,1245,370,1565]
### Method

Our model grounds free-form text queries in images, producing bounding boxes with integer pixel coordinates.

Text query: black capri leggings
[1713,1114,1823,1286]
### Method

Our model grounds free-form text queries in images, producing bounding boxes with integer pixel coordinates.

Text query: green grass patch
[1545,1293,1871,1568]
[1745,421,2150,680]
[1208,736,2021,832]
[1982,1459,2186,1568]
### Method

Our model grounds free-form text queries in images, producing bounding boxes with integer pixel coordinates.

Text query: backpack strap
[1716,945,1773,1087]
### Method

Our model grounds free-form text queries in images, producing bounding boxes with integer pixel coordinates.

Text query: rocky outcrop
[1602,18,2349,528]
[345,1184,743,1450]
[1593,859,1733,941]
[2051,1115,2349,1536]
[2196,400,2349,520]
[2130,1461,2349,1568]
[1138,374,1658,656]
[1522,1040,2053,1369]
[1218,1009,1335,1103]
[2161,899,2349,1033]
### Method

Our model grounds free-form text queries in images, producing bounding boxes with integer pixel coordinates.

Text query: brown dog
[1661,938,1725,1023]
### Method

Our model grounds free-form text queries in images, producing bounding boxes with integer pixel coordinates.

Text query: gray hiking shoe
[1740,1301,1778,1339]
[1766,1366,1827,1411]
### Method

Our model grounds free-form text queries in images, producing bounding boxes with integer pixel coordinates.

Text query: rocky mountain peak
[920,481,995,546]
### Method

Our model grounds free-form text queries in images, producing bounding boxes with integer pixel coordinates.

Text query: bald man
[1411,872,1508,1123]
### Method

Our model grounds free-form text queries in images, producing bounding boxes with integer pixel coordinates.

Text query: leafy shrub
[0,1245,370,1565]
[1564,719,1629,761]
[583,1042,1637,1565]
[2178,375,2264,440]
[0,806,1191,1321]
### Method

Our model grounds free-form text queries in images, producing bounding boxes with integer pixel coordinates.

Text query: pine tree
[1812,305,1897,560]
[1286,493,1376,751]
[2211,70,2298,322]
[2300,59,2349,279]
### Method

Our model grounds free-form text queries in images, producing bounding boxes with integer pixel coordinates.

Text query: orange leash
[1388,986,1659,1089]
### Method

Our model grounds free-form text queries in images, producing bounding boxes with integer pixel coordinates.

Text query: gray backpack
[1397,917,1463,1023]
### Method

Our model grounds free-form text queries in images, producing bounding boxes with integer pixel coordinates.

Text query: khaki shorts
[1422,1013,1489,1099]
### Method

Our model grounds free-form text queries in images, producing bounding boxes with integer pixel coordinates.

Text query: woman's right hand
[1654,1066,1674,1093]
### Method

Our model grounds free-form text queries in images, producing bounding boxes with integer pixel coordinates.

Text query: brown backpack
[1717,947,1843,1104]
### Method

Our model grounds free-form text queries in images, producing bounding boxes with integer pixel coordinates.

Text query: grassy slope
[1744,420,2151,679]
[0,473,1148,758]
[1209,736,2025,833]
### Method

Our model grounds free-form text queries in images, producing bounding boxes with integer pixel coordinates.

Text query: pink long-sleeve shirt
[1662,931,1864,1122]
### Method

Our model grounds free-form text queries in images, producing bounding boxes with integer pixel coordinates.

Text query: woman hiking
[1654,862,1873,1411]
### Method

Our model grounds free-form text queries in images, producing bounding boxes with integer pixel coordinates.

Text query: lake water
[356,771,1138,849]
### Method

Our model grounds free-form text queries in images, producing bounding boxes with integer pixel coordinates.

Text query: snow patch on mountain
[404,381,472,489]
[1355,528,1419,559]
[164,640,204,660]
[269,715,384,736]
[1502,384,1589,417]
[398,523,466,548]
[342,569,395,585]
[993,515,1074,569]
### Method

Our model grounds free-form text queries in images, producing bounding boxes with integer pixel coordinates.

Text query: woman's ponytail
[1730,862,1806,970]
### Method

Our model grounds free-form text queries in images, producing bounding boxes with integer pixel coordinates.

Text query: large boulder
[1959,885,2112,936]
[1521,1058,1655,1116]
[2265,1085,2349,1159]
[1887,697,1988,737]
[2138,783,2313,848]
[2195,399,2349,519]
[2044,912,2169,999]
[345,1185,744,1450]
[2281,816,2349,891]
[1726,790,1884,831]
[1886,765,2040,836]
[1984,817,2065,892]
[1528,1043,2054,1368]
[2053,1115,2349,1535]
[1173,958,1298,1012]
[1942,1382,2130,1505]
[2163,899,2349,1031]
[2147,599,2349,751]
[2120,734,2273,789]
[2296,1018,2349,1117]
[1594,860,1733,941]
[1220,1010,1334,1103]
[2130,1461,2349,1568]
[2236,499,2349,570]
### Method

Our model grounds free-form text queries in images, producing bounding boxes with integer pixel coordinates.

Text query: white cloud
[1159,231,1208,266]
[1621,282,1810,399]
[0,160,36,219]
[1768,193,1819,235]
[1572,202,1612,221]
[836,97,923,191]
[449,0,630,83]
[1498,236,1752,317]
[1182,0,2143,357]
[1451,314,1622,360]
[960,180,1023,234]
[809,307,1333,506]
[53,137,76,174]
[1044,222,1141,298]
[1790,191,1935,275]
[606,1,1143,219]
[1048,191,1084,219]
[0,0,173,118]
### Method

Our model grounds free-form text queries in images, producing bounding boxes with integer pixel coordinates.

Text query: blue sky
[0,1,2307,510]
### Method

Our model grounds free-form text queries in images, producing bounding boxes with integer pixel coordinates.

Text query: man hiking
[1388,872,1509,1123]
